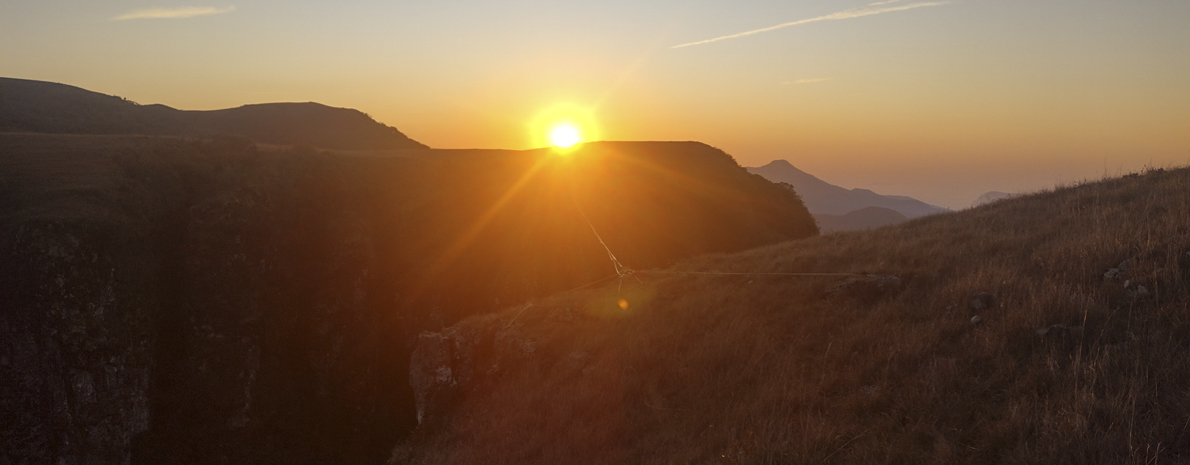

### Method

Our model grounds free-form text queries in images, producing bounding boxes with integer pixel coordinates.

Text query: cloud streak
[672,1,949,49]
[114,6,235,20]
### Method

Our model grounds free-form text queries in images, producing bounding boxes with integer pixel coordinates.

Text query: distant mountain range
[0,77,427,150]
[747,159,948,232]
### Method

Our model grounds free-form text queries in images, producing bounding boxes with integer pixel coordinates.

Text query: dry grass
[397,167,1190,464]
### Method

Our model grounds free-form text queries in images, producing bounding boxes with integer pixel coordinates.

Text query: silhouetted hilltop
[748,159,947,218]
[0,77,427,150]
[814,205,908,233]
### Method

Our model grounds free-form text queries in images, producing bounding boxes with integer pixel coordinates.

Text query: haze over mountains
[747,159,948,232]
[0,77,427,150]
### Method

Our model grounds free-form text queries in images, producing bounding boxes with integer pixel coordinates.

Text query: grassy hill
[395,167,1190,464]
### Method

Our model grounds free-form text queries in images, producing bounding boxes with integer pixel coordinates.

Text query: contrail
[671,1,950,49]
[115,6,235,20]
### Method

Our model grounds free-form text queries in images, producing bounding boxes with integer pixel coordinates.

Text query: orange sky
[2,0,1188,208]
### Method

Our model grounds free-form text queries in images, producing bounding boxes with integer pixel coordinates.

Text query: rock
[971,315,983,325]
[969,293,994,311]
[1118,259,1135,272]
[1136,285,1150,297]
[408,317,541,426]
[1103,268,1121,282]
[408,328,474,425]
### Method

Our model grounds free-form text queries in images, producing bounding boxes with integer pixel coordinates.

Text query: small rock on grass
[1118,258,1135,272]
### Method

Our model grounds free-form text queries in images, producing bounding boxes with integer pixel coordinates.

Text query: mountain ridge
[747,159,948,218]
[0,77,428,150]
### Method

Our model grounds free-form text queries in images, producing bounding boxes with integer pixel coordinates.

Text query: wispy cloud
[114,6,235,21]
[672,1,949,49]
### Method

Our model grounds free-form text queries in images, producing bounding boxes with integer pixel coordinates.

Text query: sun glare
[550,124,582,149]
[529,103,601,151]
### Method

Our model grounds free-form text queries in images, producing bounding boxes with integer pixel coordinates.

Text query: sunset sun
[549,123,582,149]
[529,103,600,151]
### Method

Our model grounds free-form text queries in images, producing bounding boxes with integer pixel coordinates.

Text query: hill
[0,134,815,464]
[394,168,1190,464]
[0,77,427,150]
[813,206,908,233]
[748,159,947,218]
[973,190,1020,208]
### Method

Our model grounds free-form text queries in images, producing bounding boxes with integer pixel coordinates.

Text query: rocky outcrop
[408,311,544,427]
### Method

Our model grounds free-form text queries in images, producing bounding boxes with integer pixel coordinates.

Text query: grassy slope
[399,167,1190,464]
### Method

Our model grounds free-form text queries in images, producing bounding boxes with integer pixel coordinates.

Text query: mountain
[972,190,1019,207]
[397,167,1190,464]
[0,77,427,150]
[0,133,816,464]
[747,159,948,218]
[813,205,908,233]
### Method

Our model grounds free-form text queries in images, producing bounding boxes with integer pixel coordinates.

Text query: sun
[549,123,582,149]
[528,103,601,151]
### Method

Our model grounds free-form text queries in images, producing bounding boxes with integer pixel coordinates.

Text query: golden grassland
[397,167,1190,464]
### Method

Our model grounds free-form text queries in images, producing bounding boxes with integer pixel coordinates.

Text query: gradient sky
[2,0,1188,208]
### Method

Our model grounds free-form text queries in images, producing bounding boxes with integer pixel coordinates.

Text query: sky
[2,0,1188,208]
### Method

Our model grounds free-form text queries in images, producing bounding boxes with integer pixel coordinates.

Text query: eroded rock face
[409,328,473,425]
[408,314,540,427]
[2,216,165,465]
